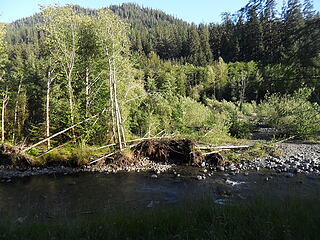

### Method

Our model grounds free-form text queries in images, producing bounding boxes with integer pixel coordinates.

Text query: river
[0,168,320,223]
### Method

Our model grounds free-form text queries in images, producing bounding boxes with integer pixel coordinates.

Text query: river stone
[197,175,202,180]
[217,166,225,172]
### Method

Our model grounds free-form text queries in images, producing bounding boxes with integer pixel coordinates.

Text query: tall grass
[1,195,319,240]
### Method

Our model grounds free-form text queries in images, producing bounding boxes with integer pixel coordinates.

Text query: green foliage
[241,102,257,116]
[225,142,281,162]
[206,98,257,139]
[229,115,253,139]
[27,148,40,157]
[175,97,232,143]
[258,88,320,139]
[39,144,97,166]
[1,1,319,149]
[0,23,7,77]
[242,142,281,159]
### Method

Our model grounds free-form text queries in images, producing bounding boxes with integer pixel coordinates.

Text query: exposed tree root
[0,144,34,167]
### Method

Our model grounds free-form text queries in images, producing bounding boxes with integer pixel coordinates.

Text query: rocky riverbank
[0,141,319,180]
[0,158,172,180]
[219,142,320,176]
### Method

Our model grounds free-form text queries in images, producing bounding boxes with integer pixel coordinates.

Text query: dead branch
[93,143,117,151]
[88,152,117,165]
[214,145,252,150]
[195,144,252,150]
[201,150,231,156]
[125,136,174,144]
[23,114,100,153]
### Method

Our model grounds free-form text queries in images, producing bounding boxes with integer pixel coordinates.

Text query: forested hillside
[0,0,319,157]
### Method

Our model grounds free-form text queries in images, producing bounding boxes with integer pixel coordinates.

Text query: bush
[241,101,257,116]
[229,114,253,139]
[206,98,255,139]
[174,97,233,144]
[258,88,320,139]
[205,98,239,115]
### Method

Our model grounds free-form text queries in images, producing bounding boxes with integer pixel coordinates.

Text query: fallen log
[92,135,174,152]
[202,150,224,156]
[23,114,100,153]
[194,144,252,150]
[214,145,252,150]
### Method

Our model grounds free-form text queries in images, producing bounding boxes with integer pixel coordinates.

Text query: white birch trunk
[12,77,23,144]
[1,89,9,143]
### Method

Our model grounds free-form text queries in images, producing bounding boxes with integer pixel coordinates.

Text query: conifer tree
[199,24,213,66]
[188,24,201,66]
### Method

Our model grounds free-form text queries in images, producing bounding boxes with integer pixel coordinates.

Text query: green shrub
[39,144,97,166]
[241,101,257,116]
[206,98,256,139]
[229,114,253,139]
[175,97,233,144]
[28,148,40,157]
[258,88,320,139]
[205,98,239,115]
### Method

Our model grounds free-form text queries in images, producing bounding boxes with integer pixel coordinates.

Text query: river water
[0,168,320,222]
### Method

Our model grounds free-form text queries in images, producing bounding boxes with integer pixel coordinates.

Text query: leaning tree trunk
[113,63,126,147]
[108,56,126,151]
[110,59,122,150]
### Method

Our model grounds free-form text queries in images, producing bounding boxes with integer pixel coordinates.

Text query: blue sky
[0,0,319,24]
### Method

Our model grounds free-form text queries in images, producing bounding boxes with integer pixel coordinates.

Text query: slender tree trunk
[45,71,53,150]
[67,29,77,141]
[113,63,126,147]
[109,59,117,143]
[111,59,123,150]
[85,67,90,118]
[67,68,76,140]
[12,77,23,144]
[240,74,246,111]
[1,89,9,143]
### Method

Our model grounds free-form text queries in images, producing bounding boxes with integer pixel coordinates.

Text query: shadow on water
[0,169,319,222]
